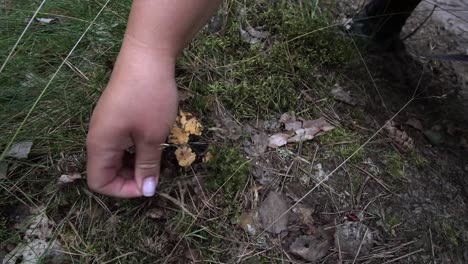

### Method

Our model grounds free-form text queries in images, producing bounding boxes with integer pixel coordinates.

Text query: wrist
[111,36,177,81]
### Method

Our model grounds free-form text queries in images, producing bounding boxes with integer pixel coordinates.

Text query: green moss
[205,144,249,199]
[319,128,364,161]
[442,222,460,246]
[384,152,406,178]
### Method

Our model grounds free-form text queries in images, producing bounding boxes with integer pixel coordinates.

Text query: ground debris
[268,133,291,148]
[331,85,358,106]
[5,141,33,159]
[259,191,289,234]
[405,117,424,131]
[335,221,373,257]
[289,235,330,262]
[4,206,62,264]
[268,114,335,148]
[239,211,258,235]
[240,25,269,44]
[216,117,243,140]
[57,173,82,185]
[384,121,414,151]
[146,208,166,220]
[0,162,7,179]
[244,132,269,157]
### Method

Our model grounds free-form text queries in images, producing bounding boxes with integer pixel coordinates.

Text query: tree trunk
[351,0,422,50]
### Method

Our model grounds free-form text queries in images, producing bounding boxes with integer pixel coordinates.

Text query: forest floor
[1,0,467,263]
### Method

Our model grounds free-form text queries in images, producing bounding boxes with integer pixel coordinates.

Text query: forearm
[113,0,221,77]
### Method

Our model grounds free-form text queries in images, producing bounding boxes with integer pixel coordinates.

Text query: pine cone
[384,121,414,151]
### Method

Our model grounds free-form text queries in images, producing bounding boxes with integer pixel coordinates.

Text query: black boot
[350,0,422,51]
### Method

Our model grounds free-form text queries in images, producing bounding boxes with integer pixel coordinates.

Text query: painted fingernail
[142,177,157,197]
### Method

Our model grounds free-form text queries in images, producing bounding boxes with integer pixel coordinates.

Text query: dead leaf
[290,235,330,262]
[5,141,33,159]
[405,117,424,131]
[4,206,62,264]
[268,133,291,148]
[331,85,357,106]
[240,26,269,44]
[302,117,335,132]
[292,205,315,227]
[246,26,270,39]
[285,121,303,131]
[280,112,296,123]
[239,212,257,235]
[168,126,190,145]
[175,146,196,168]
[146,208,166,220]
[0,162,7,179]
[57,173,82,185]
[259,191,289,234]
[244,132,269,156]
[202,152,213,163]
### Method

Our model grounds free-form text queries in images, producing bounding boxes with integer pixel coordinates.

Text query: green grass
[0,0,363,262]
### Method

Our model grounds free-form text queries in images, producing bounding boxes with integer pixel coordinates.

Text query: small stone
[5,141,33,159]
[334,222,374,256]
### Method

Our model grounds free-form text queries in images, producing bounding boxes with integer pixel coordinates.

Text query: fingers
[87,138,143,198]
[134,140,162,197]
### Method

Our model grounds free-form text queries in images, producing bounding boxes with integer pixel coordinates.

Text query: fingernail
[142,177,157,197]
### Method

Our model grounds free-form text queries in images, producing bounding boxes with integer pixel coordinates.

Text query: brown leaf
[175,146,196,168]
[259,191,289,234]
[268,133,291,148]
[302,117,334,132]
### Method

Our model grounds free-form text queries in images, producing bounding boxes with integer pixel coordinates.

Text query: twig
[383,249,424,263]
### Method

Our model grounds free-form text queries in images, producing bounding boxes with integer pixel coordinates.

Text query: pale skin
[87,0,221,198]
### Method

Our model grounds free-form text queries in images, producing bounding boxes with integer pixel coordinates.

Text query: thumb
[134,141,162,197]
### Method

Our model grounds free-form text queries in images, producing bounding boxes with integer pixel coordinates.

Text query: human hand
[86,46,178,198]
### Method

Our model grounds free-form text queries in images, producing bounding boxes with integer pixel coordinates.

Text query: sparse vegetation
[1,0,468,263]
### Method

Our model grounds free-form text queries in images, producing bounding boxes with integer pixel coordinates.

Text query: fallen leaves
[268,113,335,148]
[259,191,289,234]
[240,25,270,44]
[4,206,62,264]
[175,146,197,168]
